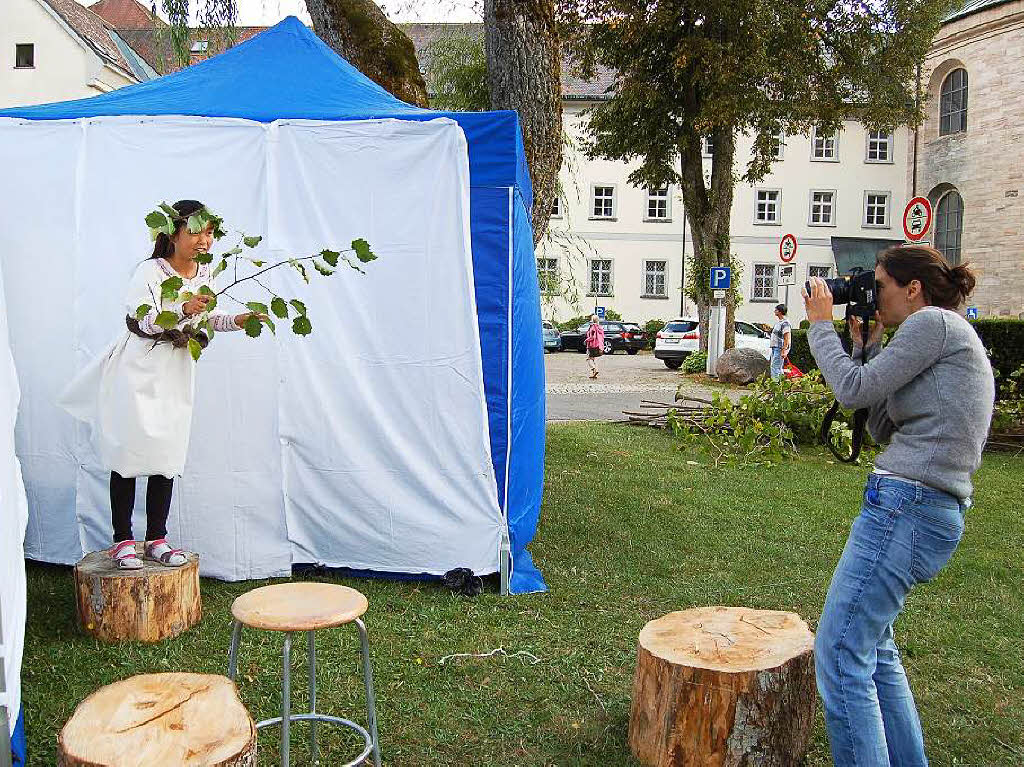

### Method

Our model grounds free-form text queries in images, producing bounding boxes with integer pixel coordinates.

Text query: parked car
[654,318,771,369]
[620,323,647,355]
[559,321,635,355]
[542,321,562,352]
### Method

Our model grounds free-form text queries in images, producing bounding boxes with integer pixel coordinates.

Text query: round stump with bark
[74,547,201,642]
[58,673,256,766]
[629,606,816,767]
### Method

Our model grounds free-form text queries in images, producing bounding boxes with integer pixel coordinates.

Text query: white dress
[59,258,241,478]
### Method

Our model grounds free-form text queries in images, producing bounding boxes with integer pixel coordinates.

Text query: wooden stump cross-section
[74,546,201,642]
[629,606,816,767]
[58,673,256,766]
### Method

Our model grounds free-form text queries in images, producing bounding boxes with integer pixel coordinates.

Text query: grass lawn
[21,423,1024,765]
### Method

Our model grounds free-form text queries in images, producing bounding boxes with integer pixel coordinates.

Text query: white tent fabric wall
[0,114,503,580]
[0,252,28,749]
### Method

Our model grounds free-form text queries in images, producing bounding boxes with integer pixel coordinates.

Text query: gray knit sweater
[808,307,995,500]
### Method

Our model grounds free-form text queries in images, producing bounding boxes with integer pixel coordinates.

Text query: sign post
[707,267,731,375]
[903,197,932,242]
[778,263,796,308]
[778,235,798,307]
[595,306,606,320]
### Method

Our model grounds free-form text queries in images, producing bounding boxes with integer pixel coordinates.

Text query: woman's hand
[801,277,834,323]
[850,312,885,348]
[182,294,212,317]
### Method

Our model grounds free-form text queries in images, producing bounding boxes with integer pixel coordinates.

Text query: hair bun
[950,263,976,299]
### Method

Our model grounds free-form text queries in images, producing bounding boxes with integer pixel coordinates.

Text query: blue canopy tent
[0,17,545,595]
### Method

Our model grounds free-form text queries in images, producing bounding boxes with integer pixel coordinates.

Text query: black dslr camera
[805,267,876,320]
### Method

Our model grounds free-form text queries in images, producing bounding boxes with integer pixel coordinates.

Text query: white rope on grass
[437,647,541,666]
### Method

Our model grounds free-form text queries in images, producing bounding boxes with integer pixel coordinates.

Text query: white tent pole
[0,596,13,767]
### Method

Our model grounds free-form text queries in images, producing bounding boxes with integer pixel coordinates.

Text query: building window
[589,259,613,295]
[940,68,968,136]
[754,189,781,224]
[934,191,964,265]
[866,130,893,162]
[863,191,891,228]
[702,135,714,158]
[15,44,34,69]
[550,196,561,218]
[808,190,836,226]
[644,260,667,297]
[811,127,838,161]
[808,264,833,281]
[537,257,558,294]
[752,263,777,301]
[591,185,616,219]
[772,130,785,160]
[645,187,670,220]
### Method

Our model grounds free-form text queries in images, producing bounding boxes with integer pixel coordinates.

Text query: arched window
[939,69,968,135]
[934,191,964,264]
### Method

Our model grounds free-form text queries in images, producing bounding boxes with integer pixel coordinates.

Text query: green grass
[21,424,1024,765]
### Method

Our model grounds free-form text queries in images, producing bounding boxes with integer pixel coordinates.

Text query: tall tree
[564,0,954,350]
[484,0,563,244]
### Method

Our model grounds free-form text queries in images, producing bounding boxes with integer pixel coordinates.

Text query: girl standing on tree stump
[60,200,260,570]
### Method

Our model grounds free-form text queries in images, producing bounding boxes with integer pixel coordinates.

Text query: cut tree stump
[58,673,256,766]
[74,547,201,642]
[629,606,816,767]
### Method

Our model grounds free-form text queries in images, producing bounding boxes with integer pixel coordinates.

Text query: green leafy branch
[137,203,377,360]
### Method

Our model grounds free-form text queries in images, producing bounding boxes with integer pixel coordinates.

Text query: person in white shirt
[769,303,792,380]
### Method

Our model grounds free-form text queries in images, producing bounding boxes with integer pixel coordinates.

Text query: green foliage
[668,371,866,465]
[292,315,313,336]
[643,318,665,349]
[352,238,377,263]
[243,314,262,337]
[271,297,289,319]
[154,311,179,330]
[243,235,262,248]
[134,304,152,321]
[422,31,490,112]
[972,319,1024,399]
[798,319,810,330]
[992,365,1024,434]
[187,338,202,362]
[788,329,816,374]
[682,350,707,373]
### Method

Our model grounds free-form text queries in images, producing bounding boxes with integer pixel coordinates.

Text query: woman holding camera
[802,246,994,766]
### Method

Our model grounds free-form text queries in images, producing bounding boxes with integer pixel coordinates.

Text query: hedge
[788,318,1024,398]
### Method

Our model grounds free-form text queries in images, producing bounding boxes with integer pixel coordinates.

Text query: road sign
[595,306,606,319]
[903,197,932,241]
[779,234,798,263]
[778,263,796,287]
[713,289,726,300]
[966,306,979,319]
[710,266,731,290]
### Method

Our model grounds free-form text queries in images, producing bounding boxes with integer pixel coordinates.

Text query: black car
[559,321,642,355]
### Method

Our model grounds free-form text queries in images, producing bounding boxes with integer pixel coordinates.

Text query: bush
[788,330,816,374]
[971,319,1024,399]
[682,351,707,373]
[798,319,810,330]
[644,318,665,349]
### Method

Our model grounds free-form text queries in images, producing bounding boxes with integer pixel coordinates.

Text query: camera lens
[804,276,850,305]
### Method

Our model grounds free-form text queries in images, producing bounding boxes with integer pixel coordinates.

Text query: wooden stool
[74,547,201,642]
[57,673,255,766]
[227,582,381,767]
[628,606,816,767]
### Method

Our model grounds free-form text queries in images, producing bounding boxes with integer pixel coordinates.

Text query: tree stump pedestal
[74,547,201,642]
[629,606,816,767]
[58,673,256,766]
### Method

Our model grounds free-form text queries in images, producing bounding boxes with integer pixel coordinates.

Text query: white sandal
[110,540,143,570]
[144,538,188,567]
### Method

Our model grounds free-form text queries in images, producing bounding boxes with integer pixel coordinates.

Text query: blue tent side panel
[12,711,25,766]
[507,188,546,594]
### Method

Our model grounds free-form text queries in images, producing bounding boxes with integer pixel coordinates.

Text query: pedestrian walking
[769,304,792,380]
[585,315,604,379]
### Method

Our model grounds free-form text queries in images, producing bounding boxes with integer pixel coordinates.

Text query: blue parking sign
[710,267,731,290]
[966,307,979,319]
[595,306,606,319]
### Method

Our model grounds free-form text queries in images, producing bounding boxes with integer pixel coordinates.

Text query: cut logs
[58,673,255,766]
[74,547,201,642]
[629,606,816,767]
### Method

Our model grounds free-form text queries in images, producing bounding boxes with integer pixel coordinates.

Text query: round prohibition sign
[903,196,932,242]
[779,233,798,263]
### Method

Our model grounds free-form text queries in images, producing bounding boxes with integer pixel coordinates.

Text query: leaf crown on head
[145,202,227,243]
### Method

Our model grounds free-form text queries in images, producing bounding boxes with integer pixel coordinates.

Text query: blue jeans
[770,347,785,380]
[815,474,967,766]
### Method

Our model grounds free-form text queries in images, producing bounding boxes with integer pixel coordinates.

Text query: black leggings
[110,472,174,543]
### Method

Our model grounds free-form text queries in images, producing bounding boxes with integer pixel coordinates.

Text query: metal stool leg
[308,630,318,764]
[282,632,292,767]
[355,618,381,767]
[227,620,242,680]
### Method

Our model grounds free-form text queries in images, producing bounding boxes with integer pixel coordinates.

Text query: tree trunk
[484,0,563,244]
[679,125,737,352]
[58,673,256,766]
[74,547,201,642]
[305,0,429,107]
[628,607,816,767]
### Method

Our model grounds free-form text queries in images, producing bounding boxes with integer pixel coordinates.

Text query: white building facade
[1,0,151,109]
[539,101,910,327]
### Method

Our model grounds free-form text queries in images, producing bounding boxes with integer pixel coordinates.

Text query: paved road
[544,350,732,421]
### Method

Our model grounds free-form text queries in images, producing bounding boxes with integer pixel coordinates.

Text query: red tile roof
[39,0,134,75]
[113,26,267,74]
[87,0,162,29]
